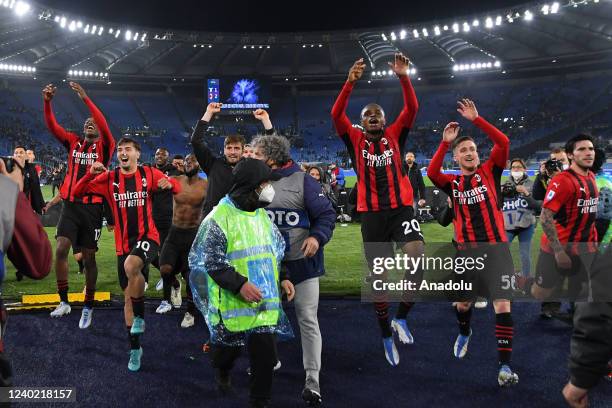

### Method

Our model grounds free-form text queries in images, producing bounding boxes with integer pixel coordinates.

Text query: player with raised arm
[427,99,518,386]
[156,154,208,328]
[43,82,115,329]
[191,103,275,218]
[72,137,181,371]
[331,53,424,366]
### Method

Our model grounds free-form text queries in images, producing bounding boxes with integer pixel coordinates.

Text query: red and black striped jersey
[331,76,418,212]
[72,166,181,255]
[44,98,115,204]
[428,117,509,244]
[541,169,599,254]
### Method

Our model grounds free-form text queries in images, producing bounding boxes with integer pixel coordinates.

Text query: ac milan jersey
[72,166,181,255]
[541,169,599,254]
[428,117,510,243]
[44,98,115,204]
[331,75,418,212]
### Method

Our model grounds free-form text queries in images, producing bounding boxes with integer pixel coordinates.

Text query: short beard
[185,168,199,178]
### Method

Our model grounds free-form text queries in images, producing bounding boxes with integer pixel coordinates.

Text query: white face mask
[562,164,569,170]
[511,171,524,180]
[258,184,275,203]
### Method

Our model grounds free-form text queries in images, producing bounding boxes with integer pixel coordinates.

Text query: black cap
[229,158,280,195]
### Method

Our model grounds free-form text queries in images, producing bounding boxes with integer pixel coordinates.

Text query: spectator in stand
[403,152,427,210]
[13,146,44,215]
[243,144,254,159]
[308,166,337,209]
[327,163,345,197]
[501,159,541,277]
[51,165,65,197]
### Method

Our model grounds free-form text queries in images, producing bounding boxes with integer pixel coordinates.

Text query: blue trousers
[506,224,535,277]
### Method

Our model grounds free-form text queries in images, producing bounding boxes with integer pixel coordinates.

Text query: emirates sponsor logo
[578,197,598,214]
[72,150,99,166]
[453,185,488,205]
[362,148,394,167]
[72,151,99,159]
[113,190,148,208]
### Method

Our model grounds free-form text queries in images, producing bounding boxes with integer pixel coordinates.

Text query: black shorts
[155,221,171,248]
[159,226,198,274]
[117,239,159,290]
[535,250,596,291]
[450,243,515,301]
[56,201,103,250]
[361,206,424,267]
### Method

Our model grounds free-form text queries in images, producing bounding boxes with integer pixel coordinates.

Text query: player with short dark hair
[517,134,599,303]
[332,53,424,366]
[43,82,115,329]
[172,154,185,174]
[156,153,207,328]
[72,137,181,371]
[427,99,519,386]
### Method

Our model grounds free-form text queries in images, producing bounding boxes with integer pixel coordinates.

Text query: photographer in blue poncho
[189,158,295,408]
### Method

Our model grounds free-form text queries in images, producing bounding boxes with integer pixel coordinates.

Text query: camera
[544,158,563,175]
[0,157,15,173]
[501,181,517,197]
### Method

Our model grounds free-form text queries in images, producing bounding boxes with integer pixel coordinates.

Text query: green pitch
[2,185,543,298]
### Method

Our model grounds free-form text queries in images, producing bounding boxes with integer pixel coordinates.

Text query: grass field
[3,185,543,299]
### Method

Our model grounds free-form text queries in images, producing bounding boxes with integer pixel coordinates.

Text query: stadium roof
[0,0,611,84]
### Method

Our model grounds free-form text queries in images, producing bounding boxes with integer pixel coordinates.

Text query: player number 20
[402,219,421,236]
[136,241,150,253]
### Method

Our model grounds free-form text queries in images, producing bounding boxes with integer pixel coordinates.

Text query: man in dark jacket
[403,152,426,209]
[252,134,336,406]
[563,299,612,407]
[191,103,275,218]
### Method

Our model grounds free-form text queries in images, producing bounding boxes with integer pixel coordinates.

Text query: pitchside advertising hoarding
[207,78,270,115]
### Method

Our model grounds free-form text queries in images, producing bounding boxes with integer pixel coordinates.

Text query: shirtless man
[155,153,208,328]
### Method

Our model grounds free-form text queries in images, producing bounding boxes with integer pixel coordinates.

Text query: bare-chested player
[155,153,208,328]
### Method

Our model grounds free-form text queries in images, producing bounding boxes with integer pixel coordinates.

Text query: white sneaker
[50,302,71,317]
[155,278,163,291]
[170,281,182,308]
[181,312,195,328]
[79,307,93,329]
[156,300,172,314]
[474,298,488,309]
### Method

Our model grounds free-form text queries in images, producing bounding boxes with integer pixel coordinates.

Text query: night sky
[38,0,530,32]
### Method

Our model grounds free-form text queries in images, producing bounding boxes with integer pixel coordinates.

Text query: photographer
[502,159,540,277]
[532,148,569,201]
